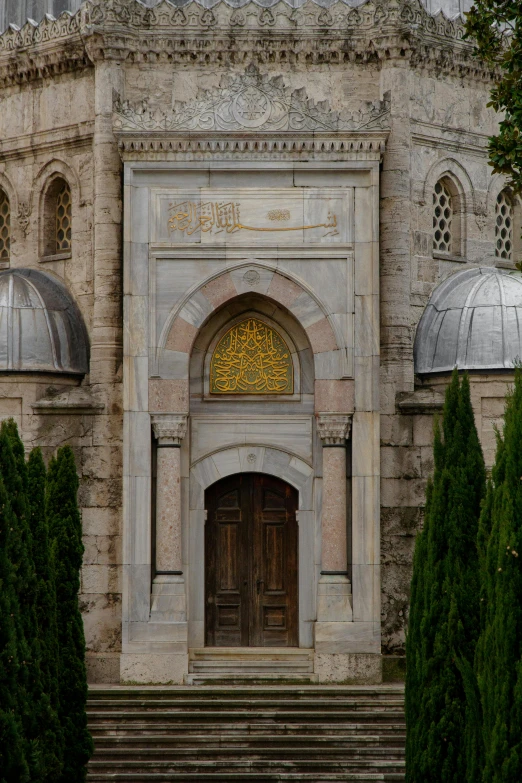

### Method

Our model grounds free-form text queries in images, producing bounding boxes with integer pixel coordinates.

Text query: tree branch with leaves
[465,1,522,195]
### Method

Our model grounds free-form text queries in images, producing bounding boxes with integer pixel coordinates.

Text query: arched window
[0,189,10,262]
[432,176,464,259]
[43,177,71,257]
[495,189,513,262]
[433,180,453,254]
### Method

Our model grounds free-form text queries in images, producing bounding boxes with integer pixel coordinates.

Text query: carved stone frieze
[17,202,31,238]
[81,0,467,42]
[0,0,494,87]
[113,64,390,134]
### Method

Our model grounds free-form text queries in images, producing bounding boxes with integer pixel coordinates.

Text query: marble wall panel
[157,348,190,380]
[277,258,350,316]
[191,416,313,463]
[123,356,148,412]
[155,258,225,340]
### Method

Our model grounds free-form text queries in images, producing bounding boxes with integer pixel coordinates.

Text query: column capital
[151,413,188,445]
[316,413,352,445]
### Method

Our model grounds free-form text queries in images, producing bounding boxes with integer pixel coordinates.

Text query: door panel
[205,473,298,647]
[205,477,249,646]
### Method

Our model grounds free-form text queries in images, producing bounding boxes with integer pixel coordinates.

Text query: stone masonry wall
[0,59,124,682]
[379,62,511,657]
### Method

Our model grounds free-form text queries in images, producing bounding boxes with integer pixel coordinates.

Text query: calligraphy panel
[152,188,351,244]
[210,318,293,395]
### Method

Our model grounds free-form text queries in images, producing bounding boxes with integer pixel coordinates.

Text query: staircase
[87,684,405,781]
[186,647,317,684]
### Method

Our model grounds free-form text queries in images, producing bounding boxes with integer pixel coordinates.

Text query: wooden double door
[205,473,298,647]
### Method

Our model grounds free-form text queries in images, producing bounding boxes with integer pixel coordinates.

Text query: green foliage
[0,423,38,779]
[465,2,522,200]
[27,447,64,782]
[47,446,93,783]
[0,466,29,783]
[405,370,486,782]
[0,425,91,782]
[475,368,522,782]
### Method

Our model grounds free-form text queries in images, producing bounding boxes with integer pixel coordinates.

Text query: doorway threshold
[185,647,317,685]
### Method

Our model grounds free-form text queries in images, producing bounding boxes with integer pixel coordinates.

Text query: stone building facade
[0,0,519,684]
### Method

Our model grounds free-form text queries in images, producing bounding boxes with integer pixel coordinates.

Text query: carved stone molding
[0,0,495,88]
[114,64,390,134]
[152,413,188,444]
[17,202,31,238]
[316,413,352,445]
[115,133,388,162]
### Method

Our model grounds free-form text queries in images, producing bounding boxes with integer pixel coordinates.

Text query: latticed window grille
[433,181,453,254]
[56,183,71,252]
[495,190,513,261]
[0,190,10,260]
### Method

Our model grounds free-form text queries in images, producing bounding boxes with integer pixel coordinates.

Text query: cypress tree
[46,445,93,783]
[0,421,39,779]
[27,447,64,781]
[475,368,522,782]
[405,370,486,782]
[0,467,29,782]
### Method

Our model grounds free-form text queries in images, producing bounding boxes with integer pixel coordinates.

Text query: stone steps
[87,685,405,782]
[186,647,316,684]
[92,733,405,747]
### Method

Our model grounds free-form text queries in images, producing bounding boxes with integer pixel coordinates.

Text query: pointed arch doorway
[205,473,299,647]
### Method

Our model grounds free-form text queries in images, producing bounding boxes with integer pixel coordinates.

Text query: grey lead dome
[0,268,88,374]
[414,267,522,374]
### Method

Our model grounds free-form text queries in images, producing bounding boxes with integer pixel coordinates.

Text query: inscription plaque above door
[152,187,352,244]
[210,318,293,395]
[205,473,298,647]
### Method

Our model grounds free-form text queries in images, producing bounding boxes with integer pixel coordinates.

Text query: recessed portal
[205,473,298,647]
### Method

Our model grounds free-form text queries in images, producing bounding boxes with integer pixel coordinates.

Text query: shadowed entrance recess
[205,473,298,647]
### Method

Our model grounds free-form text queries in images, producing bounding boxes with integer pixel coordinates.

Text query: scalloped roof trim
[1,0,467,42]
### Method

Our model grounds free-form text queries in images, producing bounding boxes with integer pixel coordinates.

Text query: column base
[316,573,353,623]
[315,653,382,684]
[120,653,188,685]
[150,574,186,623]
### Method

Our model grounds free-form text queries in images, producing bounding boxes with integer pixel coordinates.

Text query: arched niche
[189,291,315,407]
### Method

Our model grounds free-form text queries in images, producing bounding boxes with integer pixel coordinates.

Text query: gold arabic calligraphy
[168,200,338,237]
[210,318,293,394]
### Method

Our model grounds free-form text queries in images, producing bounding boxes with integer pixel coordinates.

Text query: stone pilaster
[150,414,188,623]
[315,413,353,642]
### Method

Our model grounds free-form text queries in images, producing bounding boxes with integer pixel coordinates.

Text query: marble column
[150,414,188,623]
[315,413,353,640]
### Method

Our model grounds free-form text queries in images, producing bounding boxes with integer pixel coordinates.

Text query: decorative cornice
[316,413,352,445]
[116,133,388,161]
[0,0,495,88]
[396,388,444,414]
[31,387,105,415]
[152,413,188,444]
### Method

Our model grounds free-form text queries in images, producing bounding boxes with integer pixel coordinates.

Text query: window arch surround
[432,174,465,259]
[42,176,72,258]
[35,159,82,262]
[0,173,17,269]
[488,178,522,267]
[0,188,11,263]
[420,158,474,262]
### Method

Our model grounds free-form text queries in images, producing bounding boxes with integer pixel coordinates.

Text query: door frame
[204,472,299,648]
[188,445,316,650]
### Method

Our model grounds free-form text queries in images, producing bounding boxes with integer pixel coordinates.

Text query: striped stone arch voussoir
[159,266,345,381]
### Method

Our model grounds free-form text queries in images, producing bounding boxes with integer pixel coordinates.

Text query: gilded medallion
[210,318,293,395]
